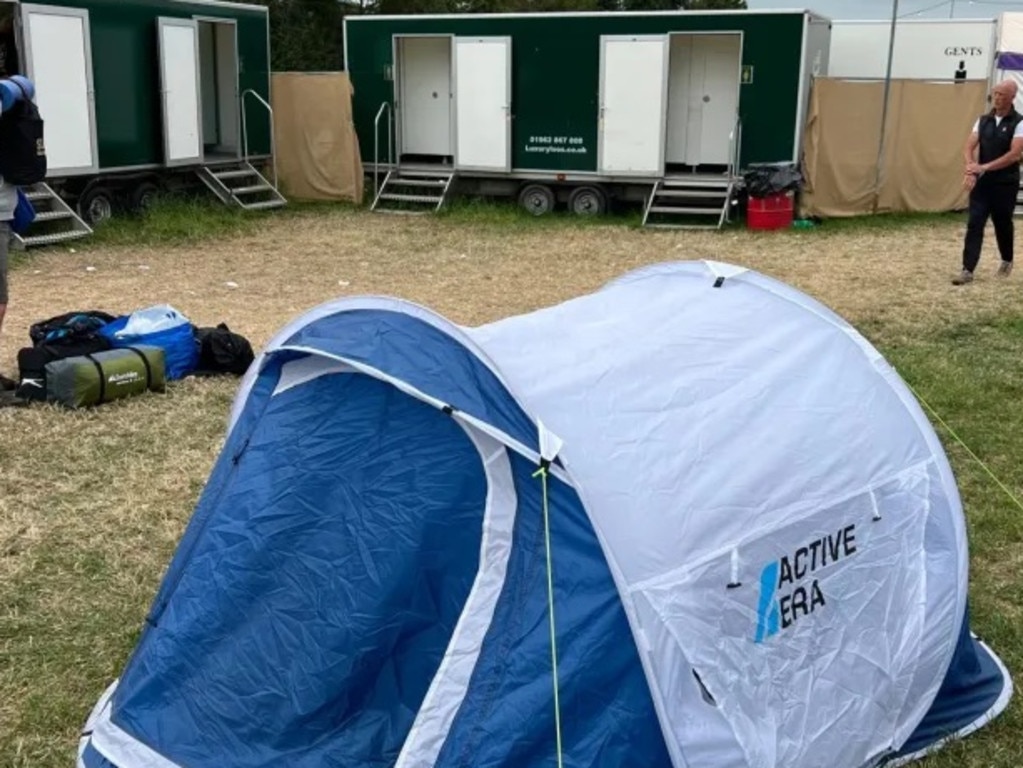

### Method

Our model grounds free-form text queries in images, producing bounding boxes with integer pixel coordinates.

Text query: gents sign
[945,46,984,57]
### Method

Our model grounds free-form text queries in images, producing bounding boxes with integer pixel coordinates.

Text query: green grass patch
[78,192,358,249]
[794,209,965,233]
[873,313,1023,767]
[84,193,253,247]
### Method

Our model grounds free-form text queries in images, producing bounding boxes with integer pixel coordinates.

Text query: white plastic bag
[115,304,190,338]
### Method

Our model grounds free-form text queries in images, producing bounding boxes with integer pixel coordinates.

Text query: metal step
[648,205,725,215]
[197,162,287,212]
[644,222,720,230]
[371,168,455,214]
[642,177,737,230]
[33,210,74,222]
[213,169,257,181]
[390,168,455,178]
[380,193,444,204]
[232,184,272,195]
[20,228,94,247]
[662,178,732,190]
[388,177,448,188]
[244,199,287,210]
[11,182,93,249]
[655,188,729,199]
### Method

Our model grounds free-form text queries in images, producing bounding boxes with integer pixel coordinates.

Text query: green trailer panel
[345,11,813,174]
[29,0,271,171]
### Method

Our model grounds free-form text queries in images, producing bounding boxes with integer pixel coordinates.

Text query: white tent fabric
[993,12,1023,111]
[465,261,967,768]
[997,12,1023,51]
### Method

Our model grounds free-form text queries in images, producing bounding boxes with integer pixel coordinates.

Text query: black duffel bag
[16,310,117,401]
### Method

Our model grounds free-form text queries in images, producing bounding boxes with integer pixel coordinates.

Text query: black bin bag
[744,162,804,198]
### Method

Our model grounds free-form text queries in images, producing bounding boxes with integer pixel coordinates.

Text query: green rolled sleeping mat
[44,345,166,408]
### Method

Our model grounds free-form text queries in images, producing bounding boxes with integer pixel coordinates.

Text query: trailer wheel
[129,181,162,214]
[568,185,607,217]
[78,186,115,225]
[518,184,555,216]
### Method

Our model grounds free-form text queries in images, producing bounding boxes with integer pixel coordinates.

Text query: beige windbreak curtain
[270,72,364,204]
[800,78,989,217]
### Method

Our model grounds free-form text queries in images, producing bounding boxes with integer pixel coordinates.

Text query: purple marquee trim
[996,52,1023,71]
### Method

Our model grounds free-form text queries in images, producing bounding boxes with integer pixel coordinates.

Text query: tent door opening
[19,2,99,176]
[395,35,453,164]
[665,32,742,172]
[196,17,240,162]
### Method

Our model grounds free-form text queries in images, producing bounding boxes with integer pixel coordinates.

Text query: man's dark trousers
[963,179,1017,273]
[957,179,1014,274]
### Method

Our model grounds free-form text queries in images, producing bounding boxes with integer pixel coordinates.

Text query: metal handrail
[729,113,743,180]
[374,101,393,200]
[241,88,278,189]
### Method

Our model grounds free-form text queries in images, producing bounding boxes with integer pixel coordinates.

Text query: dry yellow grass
[0,204,1020,767]
[1,207,1017,357]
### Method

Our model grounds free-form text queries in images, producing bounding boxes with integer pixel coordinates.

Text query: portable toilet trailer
[343,9,832,229]
[0,0,284,248]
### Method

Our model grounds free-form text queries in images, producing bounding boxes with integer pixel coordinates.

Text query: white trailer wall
[828,19,996,81]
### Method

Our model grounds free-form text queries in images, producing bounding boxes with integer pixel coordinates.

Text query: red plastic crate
[747,191,794,231]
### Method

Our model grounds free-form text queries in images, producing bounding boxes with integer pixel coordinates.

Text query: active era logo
[754,524,858,644]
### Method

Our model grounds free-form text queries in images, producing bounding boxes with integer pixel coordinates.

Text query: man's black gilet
[979,108,1023,185]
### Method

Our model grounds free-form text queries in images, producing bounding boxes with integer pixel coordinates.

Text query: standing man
[954,79,1023,285]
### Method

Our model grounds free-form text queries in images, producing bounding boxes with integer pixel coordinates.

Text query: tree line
[239,0,747,72]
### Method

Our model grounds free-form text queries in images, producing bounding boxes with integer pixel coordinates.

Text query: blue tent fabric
[139,352,293,632]
[78,272,1013,768]
[111,371,489,767]
[436,453,674,768]
[79,744,116,768]
[891,603,1009,763]
[281,308,541,454]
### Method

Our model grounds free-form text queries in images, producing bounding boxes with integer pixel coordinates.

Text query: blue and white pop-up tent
[78,261,1011,768]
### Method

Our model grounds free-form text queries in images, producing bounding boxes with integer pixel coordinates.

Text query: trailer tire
[78,186,115,226]
[129,181,162,215]
[568,185,607,216]
[518,183,555,216]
